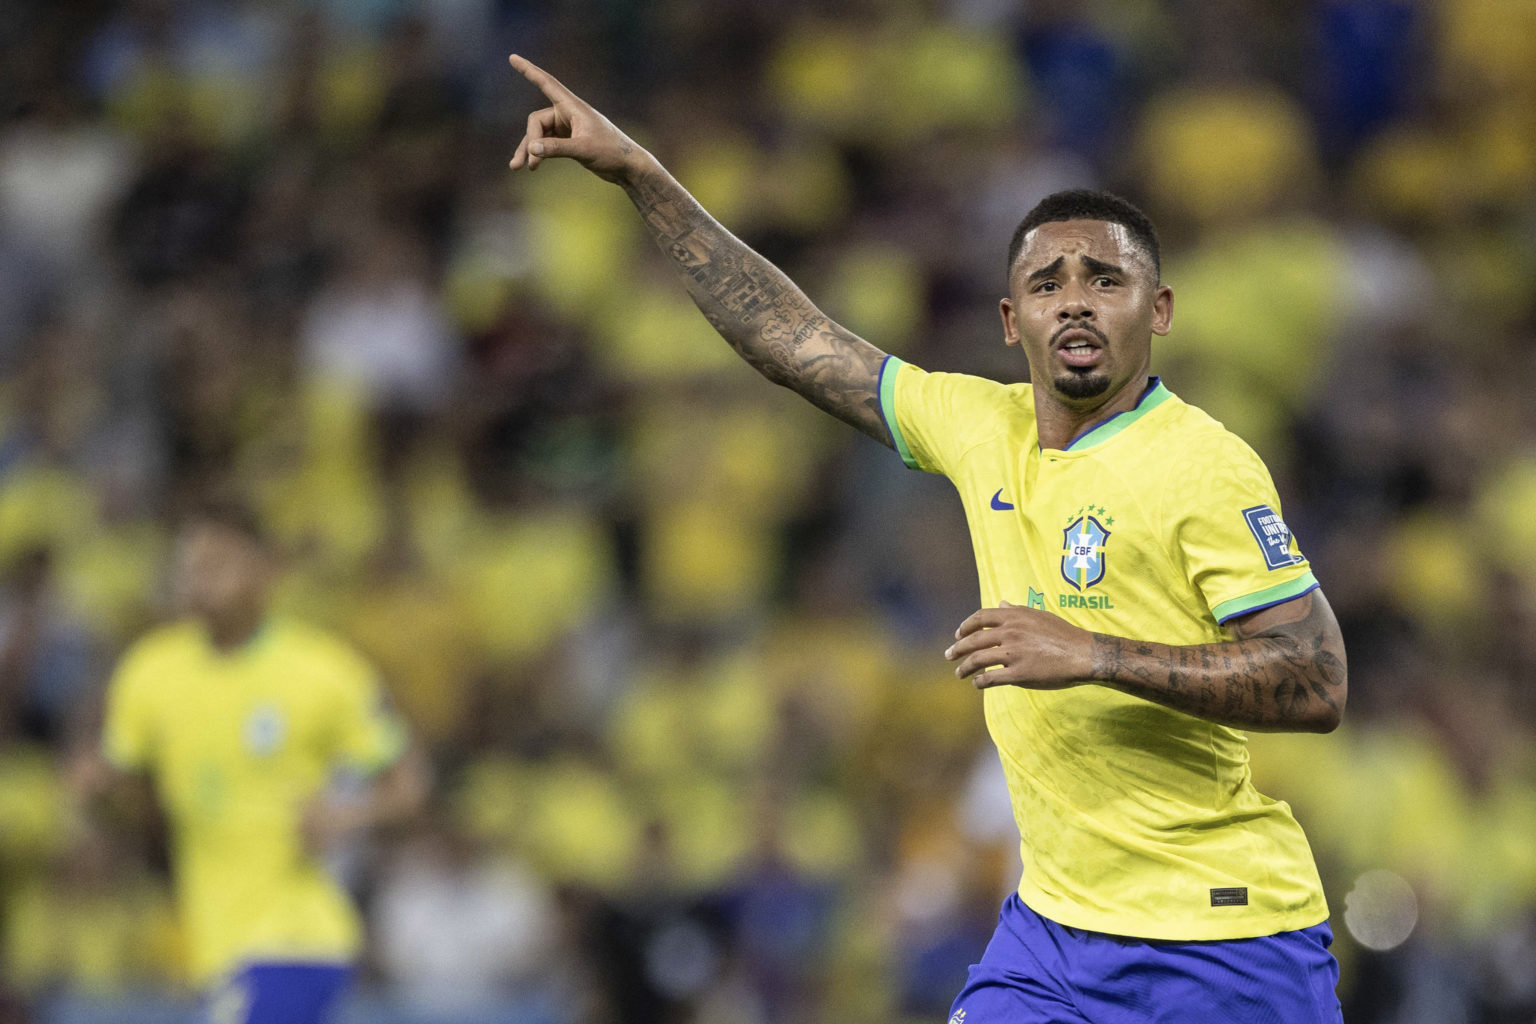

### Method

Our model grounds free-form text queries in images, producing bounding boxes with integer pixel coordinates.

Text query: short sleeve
[1169,435,1319,624]
[102,646,157,772]
[326,647,408,776]
[878,356,1017,477]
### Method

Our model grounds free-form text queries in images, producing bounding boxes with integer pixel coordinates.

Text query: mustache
[1051,322,1109,347]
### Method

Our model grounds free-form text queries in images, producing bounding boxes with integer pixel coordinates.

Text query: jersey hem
[229,956,354,972]
[1017,885,1330,943]
[208,954,356,989]
[1212,572,1320,624]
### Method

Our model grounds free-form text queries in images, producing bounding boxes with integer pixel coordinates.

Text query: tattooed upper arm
[1226,589,1333,641]
[751,313,890,444]
[1226,589,1349,731]
[1089,587,1348,732]
[624,167,892,446]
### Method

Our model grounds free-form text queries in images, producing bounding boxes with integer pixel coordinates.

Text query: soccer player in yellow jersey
[77,503,427,1024]
[507,56,1348,1022]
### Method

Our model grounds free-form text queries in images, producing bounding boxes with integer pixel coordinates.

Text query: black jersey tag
[1210,887,1249,907]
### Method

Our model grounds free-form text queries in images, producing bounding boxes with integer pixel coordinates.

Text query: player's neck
[1035,375,1153,451]
[203,609,267,653]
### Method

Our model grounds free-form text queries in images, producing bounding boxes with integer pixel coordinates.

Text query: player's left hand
[945,601,1096,689]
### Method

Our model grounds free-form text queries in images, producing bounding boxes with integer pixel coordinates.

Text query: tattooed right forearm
[621,164,890,444]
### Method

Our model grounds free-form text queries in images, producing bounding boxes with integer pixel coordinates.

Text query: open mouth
[1055,328,1105,369]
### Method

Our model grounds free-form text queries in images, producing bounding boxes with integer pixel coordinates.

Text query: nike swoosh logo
[990,489,1015,511]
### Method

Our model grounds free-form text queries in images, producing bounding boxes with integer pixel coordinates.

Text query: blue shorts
[206,961,352,1024]
[948,895,1343,1024]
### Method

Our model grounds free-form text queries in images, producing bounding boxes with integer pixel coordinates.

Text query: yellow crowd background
[0,1,1533,1021]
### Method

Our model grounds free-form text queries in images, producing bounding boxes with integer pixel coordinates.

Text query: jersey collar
[199,617,277,658]
[1052,377,1172,453]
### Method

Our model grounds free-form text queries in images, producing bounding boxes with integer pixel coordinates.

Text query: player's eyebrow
[1082,256,1125,278]
[1025,256,1065,285]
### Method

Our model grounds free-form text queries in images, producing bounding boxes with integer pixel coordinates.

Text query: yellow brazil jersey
[879,357,1327,941]
[102,618,406,985]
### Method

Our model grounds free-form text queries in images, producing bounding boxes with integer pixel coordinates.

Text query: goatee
[1054,370,1112,400]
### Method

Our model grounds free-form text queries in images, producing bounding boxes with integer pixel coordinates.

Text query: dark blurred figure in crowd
[0,546,97,746]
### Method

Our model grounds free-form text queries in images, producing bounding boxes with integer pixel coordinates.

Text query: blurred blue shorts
[206,961,352,1024]
[948,894,1343,1024]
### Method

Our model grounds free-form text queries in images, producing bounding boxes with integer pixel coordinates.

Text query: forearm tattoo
[1088,592,1347,732]
[623,169,890,444]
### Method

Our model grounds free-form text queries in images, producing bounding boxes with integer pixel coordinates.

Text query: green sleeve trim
[1212,572,1320,624]
[879,355,920,471]
[346,719,409,778]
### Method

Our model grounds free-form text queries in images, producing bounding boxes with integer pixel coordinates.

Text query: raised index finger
[508,54,576,104]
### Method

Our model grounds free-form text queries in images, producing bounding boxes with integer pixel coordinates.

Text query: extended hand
[507,54,643,182]
[945,601,1096,689]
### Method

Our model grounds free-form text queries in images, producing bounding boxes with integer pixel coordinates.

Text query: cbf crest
[1062,508,1112,591]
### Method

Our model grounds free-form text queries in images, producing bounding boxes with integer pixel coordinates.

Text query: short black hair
[181,496,268,548]
[1007,189,1161,283]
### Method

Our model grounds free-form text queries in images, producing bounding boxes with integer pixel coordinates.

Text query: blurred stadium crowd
[0,0,1534,1022]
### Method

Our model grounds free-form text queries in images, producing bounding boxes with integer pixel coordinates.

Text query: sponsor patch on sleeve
[1242,504,1304,570]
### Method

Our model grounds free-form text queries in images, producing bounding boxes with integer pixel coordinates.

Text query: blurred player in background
[73,501,428,1024]
[507,55,1348,1023]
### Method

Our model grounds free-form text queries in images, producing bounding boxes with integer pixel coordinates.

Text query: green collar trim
[1061,378,1172,452]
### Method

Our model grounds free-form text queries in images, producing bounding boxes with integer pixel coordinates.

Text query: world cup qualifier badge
[1062,505,1113,591]
[1242,504,1305,570]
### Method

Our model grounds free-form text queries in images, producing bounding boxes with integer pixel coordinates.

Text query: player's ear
[1000,297,1020,347]
[1151,284,1173,336]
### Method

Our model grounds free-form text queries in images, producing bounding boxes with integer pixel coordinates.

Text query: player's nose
[1057,281,1094,318]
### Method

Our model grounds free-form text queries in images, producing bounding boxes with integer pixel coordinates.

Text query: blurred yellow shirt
[881,358,1327,940]
[102,618,406,985]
